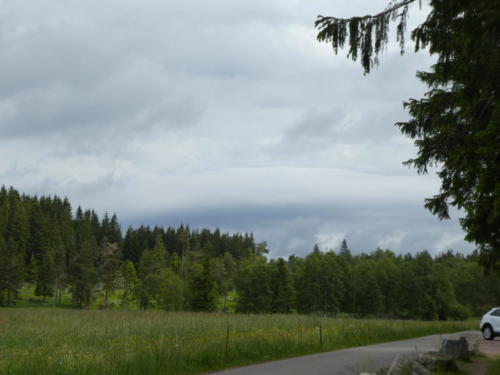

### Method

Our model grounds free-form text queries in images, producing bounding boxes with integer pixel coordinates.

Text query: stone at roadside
[459,333,481,354]
[419,352,458,372]
[441,337,470,360]
[387,354,430,375]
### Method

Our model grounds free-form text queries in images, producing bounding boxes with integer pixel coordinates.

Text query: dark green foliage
[136,237,166,310]
[99,240,122,307]
[235,256,273,313]
[68,207,100,307]
[339,239,352,263]
[188,255,219,312]
[271,258,295,313]
[0,188,27,305]
[294,249,344,315]
[68,237,98,308]
[158,268,185,311]
[0,235,25,305]
[352,262,384,317]
[120,260,138,308]
[2,185,500,319]
[316,1,500,272]
[316,0,416,74]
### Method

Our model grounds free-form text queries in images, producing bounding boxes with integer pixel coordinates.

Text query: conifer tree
[2,189,28,304]
[69,211,99,308]
[339,239,352,262]
[69,237,98,307]
[32,209,56,300]
[25,253,38,286]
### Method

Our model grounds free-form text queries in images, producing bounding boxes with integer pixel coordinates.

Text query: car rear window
[492,309,500,316]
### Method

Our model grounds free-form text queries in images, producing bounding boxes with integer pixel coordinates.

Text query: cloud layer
[0,0,473,256]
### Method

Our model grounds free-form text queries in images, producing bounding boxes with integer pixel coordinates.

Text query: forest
[1,186,499,319]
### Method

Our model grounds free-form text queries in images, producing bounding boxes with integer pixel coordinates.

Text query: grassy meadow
[0,308,478,375]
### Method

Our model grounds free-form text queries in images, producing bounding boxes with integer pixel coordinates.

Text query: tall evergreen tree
[2,189,28,304]
[69,211,99,308]
[339,239,352,262]
[68,237,98,307]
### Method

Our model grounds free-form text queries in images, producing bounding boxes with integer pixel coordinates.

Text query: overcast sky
[0,0,474,257]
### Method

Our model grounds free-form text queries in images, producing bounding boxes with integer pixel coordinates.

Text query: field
[0,308,479,375]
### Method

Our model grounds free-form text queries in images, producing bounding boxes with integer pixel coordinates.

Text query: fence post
[319,319,323,348]
[225,327,230,361]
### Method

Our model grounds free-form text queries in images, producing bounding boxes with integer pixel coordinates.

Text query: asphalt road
[478,336,500,358]
[209,331,481,375]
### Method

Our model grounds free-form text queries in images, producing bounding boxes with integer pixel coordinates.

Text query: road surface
[209,331,481,375]
[478,336,500,358]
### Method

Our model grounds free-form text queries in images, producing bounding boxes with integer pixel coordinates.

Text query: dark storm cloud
[124,202,470,258]
[0,0,473,256]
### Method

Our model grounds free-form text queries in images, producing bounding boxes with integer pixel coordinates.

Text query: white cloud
[315,231,345,252]
[433,232,468,254]
[378,231,407,250]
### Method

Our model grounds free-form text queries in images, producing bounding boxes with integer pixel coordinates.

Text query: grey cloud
[124,202,470,258]
[0,0,472,259]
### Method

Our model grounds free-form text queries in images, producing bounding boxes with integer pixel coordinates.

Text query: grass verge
[0,308,477,375]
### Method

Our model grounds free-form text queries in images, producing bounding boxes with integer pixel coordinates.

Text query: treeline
[237,244,500,320]
[1,186,499,320]
[0,186,258,308]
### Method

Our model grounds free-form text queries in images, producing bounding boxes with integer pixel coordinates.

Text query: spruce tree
[69,211,98,308]
[32,209,56,300]
[339,239,352,262]
[3,188,28,304]
[69,237,98,307]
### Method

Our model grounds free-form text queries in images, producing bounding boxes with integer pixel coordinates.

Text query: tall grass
[0,308,477,375]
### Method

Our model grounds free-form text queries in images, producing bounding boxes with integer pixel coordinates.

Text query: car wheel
[482,325,494,340]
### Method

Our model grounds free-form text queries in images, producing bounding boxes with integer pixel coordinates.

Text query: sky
[0,0,474,257]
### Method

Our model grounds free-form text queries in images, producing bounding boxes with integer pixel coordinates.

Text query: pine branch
[315,0,419,73]
[316,0,417,24]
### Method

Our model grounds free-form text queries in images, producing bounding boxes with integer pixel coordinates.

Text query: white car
[480,307,500,340]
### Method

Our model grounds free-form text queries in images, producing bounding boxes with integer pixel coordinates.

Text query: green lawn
[0,308,478,375]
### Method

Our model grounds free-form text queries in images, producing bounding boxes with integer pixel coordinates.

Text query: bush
[448,304,472,321]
